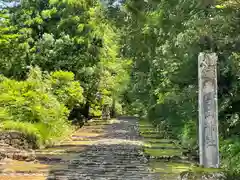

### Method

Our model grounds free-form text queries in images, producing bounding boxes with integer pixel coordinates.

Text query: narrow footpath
[0,118,160,180]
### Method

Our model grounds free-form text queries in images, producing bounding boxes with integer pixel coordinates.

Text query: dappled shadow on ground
[139,120,240,180]
[0,118,160,180]
[1,118,236,180]
[45,118,160,180]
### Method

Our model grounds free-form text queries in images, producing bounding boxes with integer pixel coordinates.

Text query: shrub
[180,120,197,150]
[89,104,102,117]
[0,67,82,146]
[0,107,12,121]
[115,101,123,115]
[0,72,69,124]
[220,138,240,174]
[49,70,84,110]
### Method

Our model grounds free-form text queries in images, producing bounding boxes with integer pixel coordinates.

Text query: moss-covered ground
[139,119,223,179]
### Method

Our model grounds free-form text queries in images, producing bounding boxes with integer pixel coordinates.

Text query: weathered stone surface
[42,118,161,179]
[198,52,220,168]
[0,131,38,150]
[0,131,37,163]
[2,118,213,179]
[0,141,36,161]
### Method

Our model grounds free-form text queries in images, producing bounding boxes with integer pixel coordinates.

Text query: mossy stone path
[139,120,224,180]
[0,118,160,180]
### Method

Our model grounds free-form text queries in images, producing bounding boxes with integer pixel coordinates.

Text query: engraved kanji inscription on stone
[198,52,219,168]
[203,92,214,119]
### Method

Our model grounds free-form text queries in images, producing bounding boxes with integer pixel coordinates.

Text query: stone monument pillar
[198,52,220,168]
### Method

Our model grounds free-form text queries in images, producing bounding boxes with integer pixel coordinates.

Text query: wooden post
[198,52,220,168]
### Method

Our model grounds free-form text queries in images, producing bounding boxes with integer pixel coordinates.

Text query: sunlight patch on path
[0,119,108,179]
[0,118,161,179]
[95,138,144,146]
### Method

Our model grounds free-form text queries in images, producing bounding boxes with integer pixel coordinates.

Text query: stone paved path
[0,118,160,180]
[47,117,160,180]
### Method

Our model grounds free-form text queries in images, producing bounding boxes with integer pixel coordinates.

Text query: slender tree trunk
[84,100,90,120]
[111,98,116,118]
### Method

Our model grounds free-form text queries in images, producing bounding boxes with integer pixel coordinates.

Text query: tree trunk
[110,98,116,118]
[84,100,90,120]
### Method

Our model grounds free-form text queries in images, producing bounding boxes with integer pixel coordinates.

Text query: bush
[0,71,69,124]
[220,138,240,174]
[89,104,102,117]
[180,120,197,150]
[49,70,84,110]
[0,107,12,121]
[0,67,83,146]
[115,101,123,115]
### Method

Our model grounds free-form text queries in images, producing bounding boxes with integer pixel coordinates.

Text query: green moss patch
[145,148,183,157]
[150,161,191,173]
[149,160,223,179]
[139,119,224,179]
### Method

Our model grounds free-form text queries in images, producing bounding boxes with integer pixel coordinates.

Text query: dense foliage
[0,67,82,146]
[107,0,240,175]
[0,0,130,146]
[0,0,130,118]
[1,0,240,175]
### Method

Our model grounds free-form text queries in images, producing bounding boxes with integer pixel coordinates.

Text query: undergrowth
[0,67,82,147]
